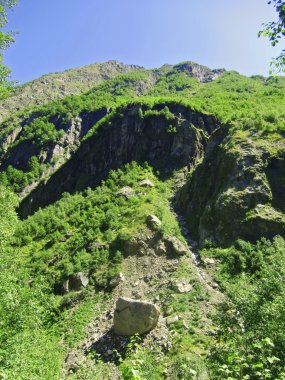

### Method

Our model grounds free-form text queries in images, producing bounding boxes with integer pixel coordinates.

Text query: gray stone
[156,239,167,255]
[163,236,188,257]
[166,315,179,326]
[116,186,135,198]
[147,214,162,229]
[172,280,193,293]
[69,272,89,291]
[204,257,216,266]
[138,179,154,187]
[109,272,125,288]
[114,297,160,336]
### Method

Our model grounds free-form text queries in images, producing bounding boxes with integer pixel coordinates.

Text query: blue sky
[3,0,280,83]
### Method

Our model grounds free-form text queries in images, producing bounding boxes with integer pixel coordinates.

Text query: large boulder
[163,236,188,257]
[114,297,160,336]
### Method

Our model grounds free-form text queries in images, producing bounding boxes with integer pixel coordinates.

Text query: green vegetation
[200,237,285,378]
[0,61,284,379]
[0,0,18,98]
[0,162,186,379]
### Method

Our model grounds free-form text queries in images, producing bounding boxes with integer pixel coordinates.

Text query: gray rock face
[176,128,285,246]
[19,103,217,217]
[114,297,160,336]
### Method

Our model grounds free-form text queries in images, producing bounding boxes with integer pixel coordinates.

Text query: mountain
[0,61,285,379]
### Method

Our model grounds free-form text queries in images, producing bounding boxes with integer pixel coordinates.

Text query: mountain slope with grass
[0,61,284,379]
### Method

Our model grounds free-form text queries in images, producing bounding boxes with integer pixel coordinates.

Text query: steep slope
[176,129,285,246]
[0,61,143,122]
[0,61,285,379]
[19,101,220,217]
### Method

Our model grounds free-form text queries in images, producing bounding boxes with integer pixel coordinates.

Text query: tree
[259,0,285,73]
[0,0,17,98]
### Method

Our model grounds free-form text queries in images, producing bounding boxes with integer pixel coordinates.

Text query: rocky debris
[171,279,193,293]
[116,186,135,199]
[109,273,125,288]
[156,239,167,255]
[163,236,188,257]
[166,315,179,326]
[114,297,160,336]
[138,179,154,187]
[147,214,162,229]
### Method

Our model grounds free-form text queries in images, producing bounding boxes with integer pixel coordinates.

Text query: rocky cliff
[176,129,285,246]
[19,102,220,217]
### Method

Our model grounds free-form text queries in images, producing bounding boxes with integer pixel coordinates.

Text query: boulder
[138,179,154,187]
[163,236,188,257]
[171,280,193,293]
[166,315,179,326]
[147,214,162,229]
[116,186,135,199]
[156,239,167,255]
[114,297,160,336]
[204,257,216,266]
[68,272,89,291]
[109,272,125,288]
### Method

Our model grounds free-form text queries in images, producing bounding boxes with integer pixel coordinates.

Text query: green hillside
[0,61,284,379]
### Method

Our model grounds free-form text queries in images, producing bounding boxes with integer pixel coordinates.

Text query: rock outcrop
[113,297,160,336]
[19,103,219,217]
[176,129,285,246]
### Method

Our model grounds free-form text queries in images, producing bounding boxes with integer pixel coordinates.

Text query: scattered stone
[156,239,167,255]
[109,273,125,288]
[114,297,160,336]
[172,280,193,293]
[166,315,179,326]
[204,257,216,266]
[182,320,189,330]
[138,179,154,187]
[165,306,174,316]
[147,214,162,229]
[132,290,143,299]
[116,186,135,198]
[212,282,219,289]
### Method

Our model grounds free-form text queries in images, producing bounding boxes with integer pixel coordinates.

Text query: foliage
[201,236,285,378]
[0,0,17,98]
[259,0,285,72]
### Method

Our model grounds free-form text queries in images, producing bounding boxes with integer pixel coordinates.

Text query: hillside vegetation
[0,61,284,379]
